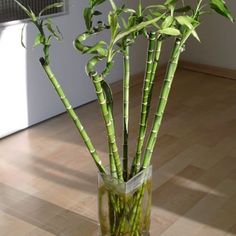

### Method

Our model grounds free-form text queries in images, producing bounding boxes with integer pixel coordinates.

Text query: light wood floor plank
[0,69,236,235]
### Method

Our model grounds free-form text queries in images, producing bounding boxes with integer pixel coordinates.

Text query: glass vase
[98,166,152,236]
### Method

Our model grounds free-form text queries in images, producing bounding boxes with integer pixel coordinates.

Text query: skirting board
[179,60,236,81]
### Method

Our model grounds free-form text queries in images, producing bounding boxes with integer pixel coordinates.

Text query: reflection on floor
[0,69,236,235]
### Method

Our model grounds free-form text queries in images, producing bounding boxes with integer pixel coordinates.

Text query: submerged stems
[123,44,130,181]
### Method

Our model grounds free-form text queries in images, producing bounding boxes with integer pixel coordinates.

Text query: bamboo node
[99,100,106,105]
[90,149,96,154]
[96,89,103,94]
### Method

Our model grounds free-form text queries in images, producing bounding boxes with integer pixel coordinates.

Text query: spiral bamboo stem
[75,32,123,180]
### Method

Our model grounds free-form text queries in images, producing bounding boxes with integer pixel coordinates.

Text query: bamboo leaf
[144,4,167,11]
[45,18,62,40]
[114,14,164,44]
[210,0,234,22]
[191,29,201,42]
[121,17,128,29]
[20,23,26,48]
[84,7,93,30]
[14,0,36,20]
[150,9,164,17]
[39,2,64,17]
[90,0,106,7]
[138,0,142,16]
[164,0,178,6]
[175,16,194,29]
[34,33,45,47]
[122,8,136,14]
[162,16,174,29]
[159,27,180,36]
[108,12,119,39]
[146,15,160,29]
[85,41,107,56]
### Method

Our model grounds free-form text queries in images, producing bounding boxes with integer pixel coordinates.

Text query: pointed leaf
[20,23,26,48]
[39,2,64,17]
[159,27,180,36]
[91,0,106,7]
[34,33,45,47]
[14,0,34,19]
[84,7,93,30]
[45,19,62,40]
[210,0,234,22]
[114,13,164,44]
[164,0,178,6]
[108,12,119,39]
[162,16,174,29]
[191,29,201,42]
[175,16,193,29]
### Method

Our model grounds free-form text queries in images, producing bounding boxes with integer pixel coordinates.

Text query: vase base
[99,232,150,236]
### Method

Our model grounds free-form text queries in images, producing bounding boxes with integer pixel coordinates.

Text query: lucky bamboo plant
[15,0,233,235]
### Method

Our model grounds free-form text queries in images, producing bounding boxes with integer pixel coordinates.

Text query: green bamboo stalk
[75,32,122,179]
[130,32,157,176]
[87,56,123,180]
[142,38,182,169]
[107,91,117,178]
[133,38,163,176]
[146,38,163,114]
[123,44,130,181]
[39,57,106,174]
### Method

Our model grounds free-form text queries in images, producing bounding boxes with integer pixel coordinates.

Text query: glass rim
[98,165,152,194]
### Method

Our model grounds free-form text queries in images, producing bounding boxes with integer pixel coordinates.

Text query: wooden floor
[0,68,236,236]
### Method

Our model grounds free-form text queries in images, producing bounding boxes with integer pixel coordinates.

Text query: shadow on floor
[0,183,98,236]
[152,163,236,235]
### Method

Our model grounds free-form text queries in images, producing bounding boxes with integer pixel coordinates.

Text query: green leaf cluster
[15,0,63,63]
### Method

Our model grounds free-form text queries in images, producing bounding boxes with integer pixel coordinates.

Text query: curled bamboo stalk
[87,56,123,180]
[75,32,123,180]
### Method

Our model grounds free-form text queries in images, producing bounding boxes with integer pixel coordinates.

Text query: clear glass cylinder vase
[98,166,152,236]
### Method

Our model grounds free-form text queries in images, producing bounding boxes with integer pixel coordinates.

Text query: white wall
[0,24,28,138]
[1,0,168,138]
[3,1,233,138]
[182,1,236,70]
